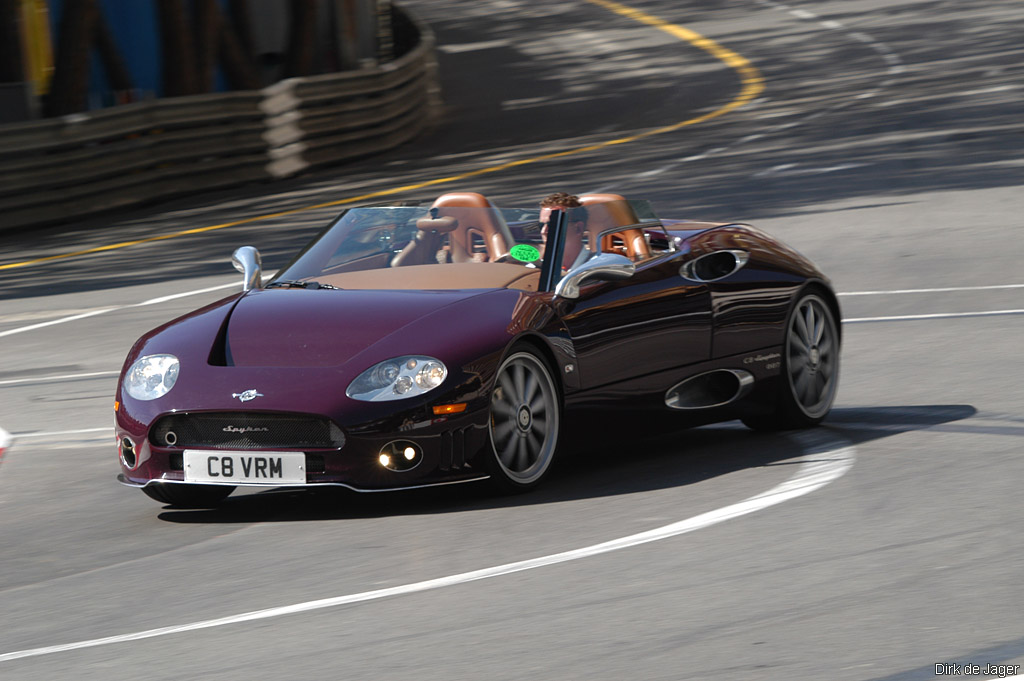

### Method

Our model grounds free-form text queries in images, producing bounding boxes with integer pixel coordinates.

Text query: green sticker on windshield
[510,244,540,262]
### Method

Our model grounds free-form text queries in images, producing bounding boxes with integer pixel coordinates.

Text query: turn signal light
[432,403,467,415]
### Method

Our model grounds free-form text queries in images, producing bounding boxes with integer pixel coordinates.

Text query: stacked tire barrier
[0,5,439,232]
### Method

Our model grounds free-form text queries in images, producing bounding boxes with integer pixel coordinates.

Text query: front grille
[150,412,345,450]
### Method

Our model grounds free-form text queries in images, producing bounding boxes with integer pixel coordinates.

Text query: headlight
[124,354,180,401]
[347,356,448,401]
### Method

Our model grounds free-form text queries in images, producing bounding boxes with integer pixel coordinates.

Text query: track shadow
[157,404,976,524]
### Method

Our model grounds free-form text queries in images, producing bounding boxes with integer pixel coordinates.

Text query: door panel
[557,255,711,389]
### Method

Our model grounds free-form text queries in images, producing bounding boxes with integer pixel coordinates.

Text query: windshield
[272,198,668,292]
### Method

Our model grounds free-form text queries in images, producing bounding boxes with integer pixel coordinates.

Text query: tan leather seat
[390,216,458,267]
[430,192,514,263]
[578,193,651,260]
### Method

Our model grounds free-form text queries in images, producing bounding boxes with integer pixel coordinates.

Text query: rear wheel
[485,346,561,492]
[743,292,839,431]
[142,483,234,508]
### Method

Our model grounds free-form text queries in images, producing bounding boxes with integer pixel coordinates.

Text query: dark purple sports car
[116,192,840,507]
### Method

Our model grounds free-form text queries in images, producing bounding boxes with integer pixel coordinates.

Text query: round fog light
[378,441,422,472]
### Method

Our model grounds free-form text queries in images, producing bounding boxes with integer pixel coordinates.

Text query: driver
[539,192,591,272]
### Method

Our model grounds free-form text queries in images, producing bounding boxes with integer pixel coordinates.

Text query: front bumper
[117,403,493,491]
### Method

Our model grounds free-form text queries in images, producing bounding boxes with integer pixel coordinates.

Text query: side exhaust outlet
[665,369,754,410]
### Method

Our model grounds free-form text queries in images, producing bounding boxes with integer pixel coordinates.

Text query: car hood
[224,288,490,368]
[121,286,554,426]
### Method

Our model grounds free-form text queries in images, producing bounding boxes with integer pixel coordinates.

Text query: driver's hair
[540,192,587,223]
[540,192,582,209]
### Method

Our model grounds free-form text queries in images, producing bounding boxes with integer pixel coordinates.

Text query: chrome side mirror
[554,252,635,299]
[232,246,262,291]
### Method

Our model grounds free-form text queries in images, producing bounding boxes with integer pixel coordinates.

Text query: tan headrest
[431,192,492,209]
[578,193,626,203]
[428,191,513,262]
[578,193,640,228]
[416,216,458,233]
[578,193,649,260]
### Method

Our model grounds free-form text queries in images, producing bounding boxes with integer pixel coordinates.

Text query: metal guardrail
[0,5,439,232]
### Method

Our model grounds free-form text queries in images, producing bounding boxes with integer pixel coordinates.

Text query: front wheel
[485,346,561,492]
[743,292,840,431]
[142,483,234,508]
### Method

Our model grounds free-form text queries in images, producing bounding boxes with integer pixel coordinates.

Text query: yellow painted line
[0,1,764,273]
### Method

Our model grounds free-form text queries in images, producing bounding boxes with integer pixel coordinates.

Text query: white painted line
[844,309,1024,323]
[0,436,855,663]
[0,307,112,324]
[10,427,113,439]
[0,308,117,339]
[138,281,240,306]
[790,8,817,20]
[0,282,242,339]
[839,284,1024,296]
[0,370,120,387]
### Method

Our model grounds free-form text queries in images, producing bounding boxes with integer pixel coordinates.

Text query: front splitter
[116,473,490,494]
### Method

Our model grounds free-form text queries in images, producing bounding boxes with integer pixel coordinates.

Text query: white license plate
[183,450,306,485]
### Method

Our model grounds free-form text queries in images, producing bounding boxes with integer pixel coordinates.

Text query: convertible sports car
[116,192,840,507]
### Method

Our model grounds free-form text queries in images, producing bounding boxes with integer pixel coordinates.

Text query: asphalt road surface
[1,1,1023,679]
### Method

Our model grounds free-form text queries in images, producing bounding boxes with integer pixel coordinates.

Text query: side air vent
[439,428,471,471]
[665,369,754,410]
[120,438,137,469]
[680,250,749,282]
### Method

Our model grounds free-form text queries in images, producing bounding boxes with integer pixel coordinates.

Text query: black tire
[484,345,561,492]
[742,292,840,431]
[142,483,234,508]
